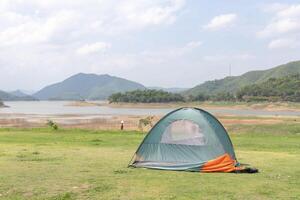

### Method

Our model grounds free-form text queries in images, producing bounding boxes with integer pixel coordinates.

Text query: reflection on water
[1,101,300,117]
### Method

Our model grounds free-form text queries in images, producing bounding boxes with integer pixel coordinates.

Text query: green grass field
[0,124,299,200]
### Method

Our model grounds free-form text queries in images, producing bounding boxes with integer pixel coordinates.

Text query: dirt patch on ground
[106,102,300,112]
[1,112,297,131]
[219,118,284,126]
[248,103,300,112]
[0,114,162,131]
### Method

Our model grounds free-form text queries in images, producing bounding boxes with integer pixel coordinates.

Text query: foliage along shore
[108,74,300,103]
[108,89,184,103]
[0,100,8,107]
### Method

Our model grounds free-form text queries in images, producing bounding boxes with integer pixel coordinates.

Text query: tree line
[236,74,300,102]
[108,89,184,103]
[189,74,300,102]
[108,74,300,103]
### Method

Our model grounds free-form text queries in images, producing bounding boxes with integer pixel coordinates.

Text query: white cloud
[116,0,186,28]
[171,40,202,56]
[0,10,80,46]
[262,3,288,13]
[258,3,300,51]
[268,38,297,49]
[258,18,300,38]
[258,4,300,38]
[141,41,202,62]
[277,4,300,18]
[203,13,237,31]
[185,41,202,48]
[76,42,111,55]
[0,0,186,46]
[203,53,255,62]
[0,0,187,90]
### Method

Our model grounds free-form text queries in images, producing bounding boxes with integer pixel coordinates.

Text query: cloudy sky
[1,0,300,91]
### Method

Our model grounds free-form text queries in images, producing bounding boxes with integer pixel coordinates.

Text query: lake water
[0,101,172,116]
[1,101,300,117]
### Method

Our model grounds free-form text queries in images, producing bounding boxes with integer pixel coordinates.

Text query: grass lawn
[0,124,299,200]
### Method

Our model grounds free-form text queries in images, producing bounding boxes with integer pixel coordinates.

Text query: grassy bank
[0,125,299,199]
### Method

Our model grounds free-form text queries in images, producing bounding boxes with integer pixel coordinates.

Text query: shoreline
[64,101,101,107]
[0,112,299,130]
[103,101,300,112]
[3,100,300,112]
[1,101,300,130]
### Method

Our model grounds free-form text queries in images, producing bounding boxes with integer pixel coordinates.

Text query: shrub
[108,90,185,103]
[47,120,59,130]
[138,116,155,131]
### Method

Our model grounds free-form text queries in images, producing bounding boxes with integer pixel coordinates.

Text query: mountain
[0,90,37,101]
[237,74,300,102]
[184,60,300,96]
[0,90,12,101]
[147,87,188,93]
[10,90,29,97]
[33,73,146,100]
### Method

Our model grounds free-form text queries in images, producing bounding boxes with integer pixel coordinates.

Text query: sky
[1,0,300,91]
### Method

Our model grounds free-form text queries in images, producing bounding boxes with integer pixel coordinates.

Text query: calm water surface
[1,101,300,117]
[0,101,172,116]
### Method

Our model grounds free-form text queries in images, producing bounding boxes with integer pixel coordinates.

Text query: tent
[129,107,242,172]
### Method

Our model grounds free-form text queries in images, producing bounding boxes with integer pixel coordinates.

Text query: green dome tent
[129,107,243,172]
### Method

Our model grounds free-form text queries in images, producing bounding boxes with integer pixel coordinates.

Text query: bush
[188,93,209,101]
[138,116,154,131]
[47,120,58,130]
[237,74,300,102]
[108,90,185,103]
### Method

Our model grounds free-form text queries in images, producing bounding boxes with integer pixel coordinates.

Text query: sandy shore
[1,101,300,130]
[0,112,299,131]
[64,101,101,107]
[91,101,300,112]
[0,113,158,130]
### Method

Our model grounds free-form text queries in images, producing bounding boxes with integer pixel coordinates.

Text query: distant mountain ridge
[184,60,300,96]
[10,90,29,97]
[33,73,146,100]
[0,90,37,101]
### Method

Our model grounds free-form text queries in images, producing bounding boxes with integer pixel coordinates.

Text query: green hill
[33,73,146,100]
[237,74,300,102]
[184,61,300,96]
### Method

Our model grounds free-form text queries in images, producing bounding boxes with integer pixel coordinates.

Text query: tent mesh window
[161,120,207,146]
